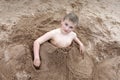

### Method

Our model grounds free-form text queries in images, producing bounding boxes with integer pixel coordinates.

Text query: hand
[33,58,41,68]
[80,52,84,59]
[80,45,85,59]
[80,44,85,52]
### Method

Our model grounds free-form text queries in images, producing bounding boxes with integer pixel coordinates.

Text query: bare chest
[51,34,73,47]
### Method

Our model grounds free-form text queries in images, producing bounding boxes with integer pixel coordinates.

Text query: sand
[0,0,120,80]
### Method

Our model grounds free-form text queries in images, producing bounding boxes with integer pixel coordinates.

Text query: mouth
[64,30,69,33]
[61,28,69,34]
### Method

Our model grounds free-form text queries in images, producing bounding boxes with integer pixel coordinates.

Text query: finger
[33,64,40,70]
[33,61,40,69]
[80,49,82,53]
[34,61,40,67]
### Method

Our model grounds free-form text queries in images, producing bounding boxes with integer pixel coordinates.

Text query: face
[61,19,76,34]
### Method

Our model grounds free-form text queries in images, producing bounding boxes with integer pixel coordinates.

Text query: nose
[65,26,69,31]
[64,27,70,33]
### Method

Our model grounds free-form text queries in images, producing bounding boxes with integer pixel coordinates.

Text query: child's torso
[50,28,75,48]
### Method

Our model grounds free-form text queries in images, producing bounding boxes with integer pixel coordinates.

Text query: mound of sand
[0,0,120,80]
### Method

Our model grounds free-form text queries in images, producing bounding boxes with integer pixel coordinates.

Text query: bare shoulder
[49,28,59,33]
[46,28,59,35]
[71,31,77,37]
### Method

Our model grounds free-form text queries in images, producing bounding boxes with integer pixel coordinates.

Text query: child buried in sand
[33,12,85,68]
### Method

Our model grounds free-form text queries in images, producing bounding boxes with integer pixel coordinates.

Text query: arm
[73,34,85,59]
[33,31,54,67]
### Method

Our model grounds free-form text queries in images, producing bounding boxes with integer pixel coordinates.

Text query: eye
[65,23,68,26]
[69,26,73,29]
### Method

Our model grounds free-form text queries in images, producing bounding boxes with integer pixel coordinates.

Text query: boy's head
[63,12,79,25]
[61,12,79,33]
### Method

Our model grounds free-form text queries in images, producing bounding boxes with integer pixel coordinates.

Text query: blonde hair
[63,12,79,25]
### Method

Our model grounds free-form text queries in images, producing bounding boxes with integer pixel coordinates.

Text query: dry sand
[0,0,120,80]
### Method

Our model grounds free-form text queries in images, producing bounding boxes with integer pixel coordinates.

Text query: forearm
[78,40,84,47]
[33,40,40,60]
[78,40,85,53]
